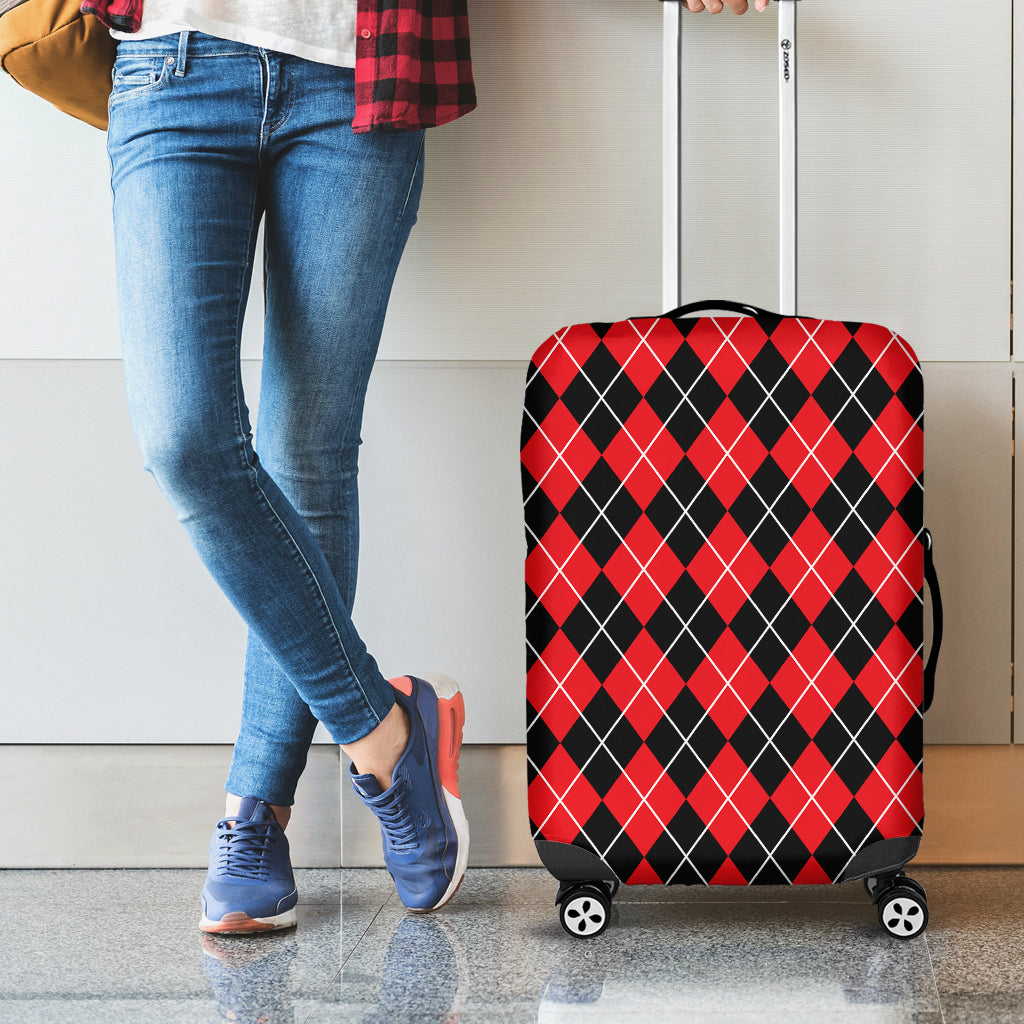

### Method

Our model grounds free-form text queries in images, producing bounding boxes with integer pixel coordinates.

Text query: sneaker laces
[214,818,275,880]
[371,782,421,854]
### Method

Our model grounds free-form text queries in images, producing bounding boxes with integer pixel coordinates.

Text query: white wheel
[878,888,928,939]
[559,887,610,938]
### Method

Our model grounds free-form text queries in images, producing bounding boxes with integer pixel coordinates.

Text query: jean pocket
[109,55,173,104]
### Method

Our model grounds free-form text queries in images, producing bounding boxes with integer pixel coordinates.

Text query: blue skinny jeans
[106,30,424,805]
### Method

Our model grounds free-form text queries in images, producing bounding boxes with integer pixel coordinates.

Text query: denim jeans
[107,30,425,806]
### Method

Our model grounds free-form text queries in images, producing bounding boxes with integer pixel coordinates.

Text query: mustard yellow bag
[0,0,115,129]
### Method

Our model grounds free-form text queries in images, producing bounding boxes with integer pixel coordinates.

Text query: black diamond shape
[576,633,620,684]
[561,690,619,768]
[748,800,793,851]
[526,598,559,663]
[688,601,729,660]
[770,827,813,883]
[582,802,629,856]
[524,480,559,548]
[896,484,924,535]
[774,598,813,655]
[667,744,709,799]
[855,712,897,767]
[585,744,628,799]
[812,826,853,875]
[812,709,856,767]
[560,373,602,430]
[645,604,688,668]
[645,368,685,422]
[685,713,729,770]
[684,368,728,422]
[772,366,814,422]
[526,702,560,772]
[649,802,705,882]
[747,457,791,510]
[834,571,875,626]
[603,715,644,767]
[735,731,792,795]
[896,715,924,767]
[664,343,712,397]
[857,597,897,654]
[603,602,643,655]
[772,716,812,776]
[835,799,877,849]
[663,627,710,680]
[686,484,728,538]
[834,682,878,729]
[750,573,791,625]
[646,718,697,790]
[833,741,876,795]
[832,455,874,511]
[562,578,610,650]
[604,373,644,425]
[895,367,924,419]
[604,488,644,538]
[897,598,924,654]
[854,365,897,423]
[665,398,708,451]
[575,457,625,512]
[524,368,559,429]
[687,826,730,880]
[605,827,645,879]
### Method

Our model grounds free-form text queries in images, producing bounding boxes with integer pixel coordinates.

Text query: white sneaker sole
[199,906,298,934]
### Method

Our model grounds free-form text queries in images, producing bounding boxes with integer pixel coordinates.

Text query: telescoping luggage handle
[661,0,799,317]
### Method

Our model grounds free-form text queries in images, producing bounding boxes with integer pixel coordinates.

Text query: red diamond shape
[647,775,685,825]
[533,329,601,396]
[528,631,588,701]
[867,329,917,392]
[775,319,836,392]
[789,799,833,853]
[535,684,586,743]
[619,333,679,396]
[730,771,770,828]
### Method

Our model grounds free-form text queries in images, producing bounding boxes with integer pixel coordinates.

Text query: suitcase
[521,1,943,940]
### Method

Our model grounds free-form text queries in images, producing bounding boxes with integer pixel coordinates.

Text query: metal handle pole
[663,1,682,314]
[778,0,798,316]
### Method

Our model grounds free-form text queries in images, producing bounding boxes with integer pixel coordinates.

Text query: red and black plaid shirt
[79,0,477,133]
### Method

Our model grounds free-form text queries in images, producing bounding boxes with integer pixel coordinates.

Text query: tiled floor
[0,867,1021,1023]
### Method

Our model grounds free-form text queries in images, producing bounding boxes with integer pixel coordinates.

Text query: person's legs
[107,31,466,928]
[226,51,425,808]
[108,32,401,783]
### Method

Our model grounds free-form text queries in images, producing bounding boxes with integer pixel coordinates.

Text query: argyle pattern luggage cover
[522,312,926,887]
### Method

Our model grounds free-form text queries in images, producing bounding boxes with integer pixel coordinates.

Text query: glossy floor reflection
[0,867,1020,1023]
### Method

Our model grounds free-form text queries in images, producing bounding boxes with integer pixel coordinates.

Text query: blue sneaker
[350,673,470,912]
[199,796,298,934]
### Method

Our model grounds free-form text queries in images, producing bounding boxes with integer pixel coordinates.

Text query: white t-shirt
[109,1,357,69]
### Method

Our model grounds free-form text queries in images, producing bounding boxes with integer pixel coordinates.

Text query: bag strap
[922,528,942,713]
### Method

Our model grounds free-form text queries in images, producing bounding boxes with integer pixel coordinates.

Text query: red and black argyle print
[353,0,476,133]
[522,313,926,887]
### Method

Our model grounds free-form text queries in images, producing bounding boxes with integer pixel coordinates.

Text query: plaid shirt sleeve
[353,0,477,134]
[79,0,143,32]
[79,0,476,134]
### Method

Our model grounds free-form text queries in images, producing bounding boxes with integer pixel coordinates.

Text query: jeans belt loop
[175,30,189,78]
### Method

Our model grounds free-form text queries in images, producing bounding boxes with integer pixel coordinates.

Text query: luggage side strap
[922,528,942,713]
